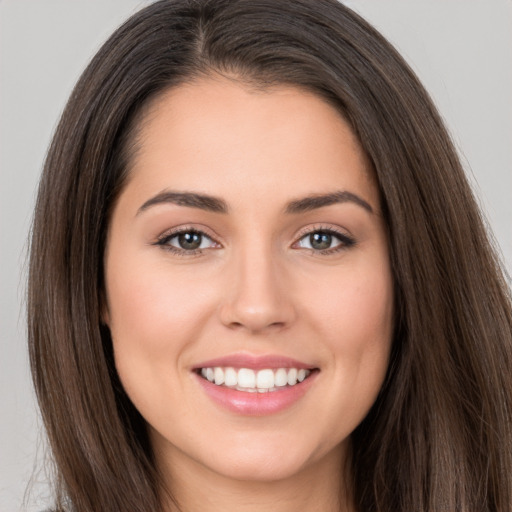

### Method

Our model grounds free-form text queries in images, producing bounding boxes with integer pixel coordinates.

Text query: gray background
[1,1,510,510]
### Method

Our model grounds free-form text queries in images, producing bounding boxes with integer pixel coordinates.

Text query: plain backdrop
[1,1,510,510]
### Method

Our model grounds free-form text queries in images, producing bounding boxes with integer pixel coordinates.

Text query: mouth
[192,354,319,415]
[195,366,315,393]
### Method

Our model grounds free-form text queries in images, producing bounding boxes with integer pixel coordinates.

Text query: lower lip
[195,371,318,416]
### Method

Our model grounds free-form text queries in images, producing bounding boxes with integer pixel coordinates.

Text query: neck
[158,444,354,512]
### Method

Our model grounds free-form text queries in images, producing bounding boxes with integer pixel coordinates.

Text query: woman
[28,0,512,511]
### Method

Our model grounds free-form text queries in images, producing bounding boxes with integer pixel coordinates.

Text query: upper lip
[192,353,317,371]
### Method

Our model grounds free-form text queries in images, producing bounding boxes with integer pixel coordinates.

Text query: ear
[99,289,110,326]
[101,307,110,326]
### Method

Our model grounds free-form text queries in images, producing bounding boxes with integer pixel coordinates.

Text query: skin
[103,77,394,512]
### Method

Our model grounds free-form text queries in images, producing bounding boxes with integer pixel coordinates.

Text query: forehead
[121,77,378,213]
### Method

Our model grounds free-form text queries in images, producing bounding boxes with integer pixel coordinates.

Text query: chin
[200,437,329,483]
[212,455,309,483]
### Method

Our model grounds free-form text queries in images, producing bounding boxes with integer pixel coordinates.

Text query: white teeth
[275,368,288,387]
[224,367,237,387]
[214,367,224,385]
[199,366,312,391]
[256,369,274,389]
[287,368,297,386]
[237,386,257,392]
[238,368,256,388]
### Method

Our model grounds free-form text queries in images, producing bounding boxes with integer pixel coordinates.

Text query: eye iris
[178,232,202,250]
[310,232,332,250]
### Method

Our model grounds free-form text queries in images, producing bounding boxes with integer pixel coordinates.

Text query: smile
[193,354,319,415]
[199,367,312,393]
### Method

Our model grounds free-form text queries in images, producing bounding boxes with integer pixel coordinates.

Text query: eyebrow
[285,191,373,214]
[137,189,373,216]
[137,191,228,215]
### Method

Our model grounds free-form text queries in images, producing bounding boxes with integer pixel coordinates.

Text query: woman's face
[104,78,393,484]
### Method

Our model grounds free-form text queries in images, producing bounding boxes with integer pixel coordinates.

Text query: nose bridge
[219,234,294,332]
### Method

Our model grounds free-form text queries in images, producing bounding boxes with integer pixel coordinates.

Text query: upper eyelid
[156,225,221,244]
[294,223,353,240]
[154,223,354,247]
[156,223,349,235]
[154,228,220,255]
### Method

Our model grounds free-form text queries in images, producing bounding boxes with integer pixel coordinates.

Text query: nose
[218,243,296,333]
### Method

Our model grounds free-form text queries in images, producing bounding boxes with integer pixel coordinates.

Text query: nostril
[217,279,297,332]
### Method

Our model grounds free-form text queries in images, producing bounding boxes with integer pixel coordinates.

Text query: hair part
[28,1,512,511]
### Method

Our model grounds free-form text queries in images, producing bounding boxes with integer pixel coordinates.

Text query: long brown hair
[28,1,512,510]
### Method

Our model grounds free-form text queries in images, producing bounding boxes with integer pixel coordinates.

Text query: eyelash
[154,226,218,257]
[293,225,356,255]
[154,225,356,256]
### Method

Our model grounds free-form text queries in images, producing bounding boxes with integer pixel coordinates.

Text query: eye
[295,229,355,253]
[156,229,219,253]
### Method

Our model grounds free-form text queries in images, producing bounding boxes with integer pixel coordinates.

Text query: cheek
[307,263,393,435]
[304,257,394,392]
[104,256,220,397]
[106,254,217,339]
[307,257,393,342]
